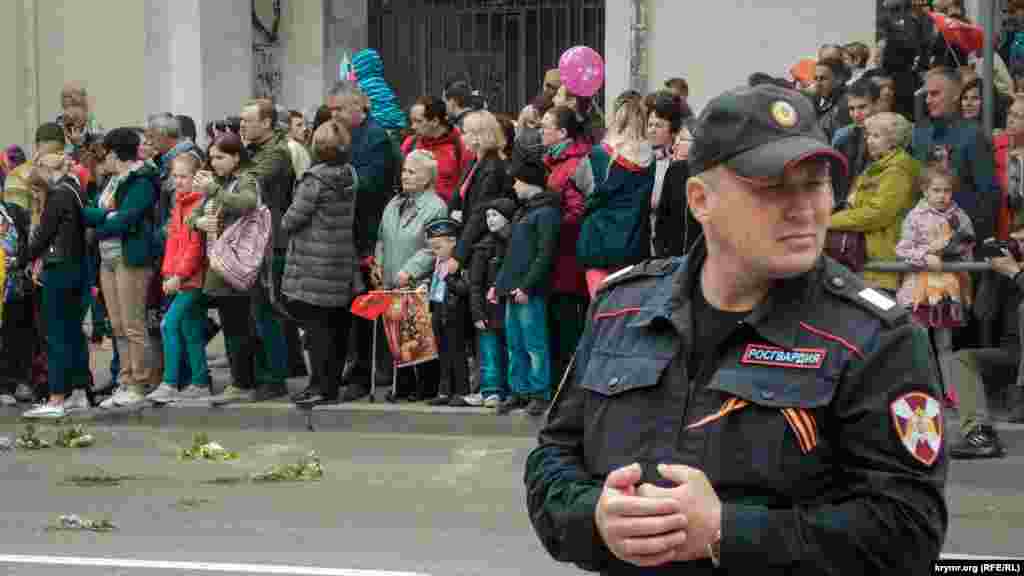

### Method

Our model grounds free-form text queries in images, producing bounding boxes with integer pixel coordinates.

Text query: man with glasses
[525,84,946,574]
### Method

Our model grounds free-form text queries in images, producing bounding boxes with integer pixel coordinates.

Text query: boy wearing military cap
[525,84,946,574]
[495,158,560,416]
[424,217,472,406]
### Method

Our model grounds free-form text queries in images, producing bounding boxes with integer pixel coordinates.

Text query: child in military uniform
[424,217,472,406]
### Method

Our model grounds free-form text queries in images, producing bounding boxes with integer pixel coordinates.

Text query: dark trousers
[288,300,351,398]
[215,295,256,389]
[430,301,468,398]
[0,298,34,392]
[284,318,308,378]
[548,293,588,389]
[250,284,289,388]
[41,264,88,395]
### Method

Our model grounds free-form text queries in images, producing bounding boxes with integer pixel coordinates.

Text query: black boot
[950,425,1006,459]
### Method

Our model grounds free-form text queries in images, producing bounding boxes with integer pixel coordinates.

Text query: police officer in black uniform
[524,84,948,575]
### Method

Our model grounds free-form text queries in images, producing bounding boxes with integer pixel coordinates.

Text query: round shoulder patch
[890,392,943,466]
[770,101,798,128]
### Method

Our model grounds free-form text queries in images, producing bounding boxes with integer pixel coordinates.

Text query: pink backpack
[208,205,272,291]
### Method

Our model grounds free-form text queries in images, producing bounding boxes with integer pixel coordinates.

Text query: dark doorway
[368,0,605,115]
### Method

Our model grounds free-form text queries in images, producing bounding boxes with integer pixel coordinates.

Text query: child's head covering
[425,217,461,239]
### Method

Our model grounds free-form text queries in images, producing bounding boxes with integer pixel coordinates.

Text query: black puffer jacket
[27,175,86,266]
[280,161,358,308]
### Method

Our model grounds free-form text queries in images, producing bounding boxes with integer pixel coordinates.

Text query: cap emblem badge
[770,101,798,128]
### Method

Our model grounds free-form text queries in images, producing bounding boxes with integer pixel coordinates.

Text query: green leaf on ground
[46,514,117,532]
[252,451,324,483]
[178,433,239,461]
[15,424,50,450]
[55,425,95,448]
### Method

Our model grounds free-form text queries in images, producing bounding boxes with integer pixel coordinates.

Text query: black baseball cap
[689,84,847,183]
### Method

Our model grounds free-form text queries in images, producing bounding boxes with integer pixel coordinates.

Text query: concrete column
[0,0,33,151]
[604,0,632,115]
[200,0,253,128]
[145,0,251,140]
[281,0,326,115]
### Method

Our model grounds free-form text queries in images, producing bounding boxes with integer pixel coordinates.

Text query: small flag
[350,292,393,320]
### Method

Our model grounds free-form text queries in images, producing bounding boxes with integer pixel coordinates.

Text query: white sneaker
[146,383,179,405]
[99,386,127,409]
[177,385,211,400]
[64,390,90,413]
[483,394,501,408]
[23,403,66,419]
[462,393,485,407]
[0,394,16,406]
[112,386,145,407]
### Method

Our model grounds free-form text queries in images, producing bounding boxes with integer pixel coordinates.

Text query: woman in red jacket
[401,96,464,203]
[994,95,1024,241]
[540,106,590,392]
[146,153,209,404]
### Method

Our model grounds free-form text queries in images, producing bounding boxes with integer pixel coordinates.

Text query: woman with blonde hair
[20,153,89,418]
[446,110,512,273]
[829,112,921,292]
[283,121,361,407]
[576,91,656,297]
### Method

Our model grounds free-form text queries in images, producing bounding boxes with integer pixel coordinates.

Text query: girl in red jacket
[146,153,209,404]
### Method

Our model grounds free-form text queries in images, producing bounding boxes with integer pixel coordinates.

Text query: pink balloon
[559,46,605,98]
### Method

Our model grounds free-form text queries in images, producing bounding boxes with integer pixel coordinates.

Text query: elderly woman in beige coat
[829,112,922,292]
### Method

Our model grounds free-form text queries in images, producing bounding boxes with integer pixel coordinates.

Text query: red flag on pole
[928,12,985,55]
[349,292,394,320]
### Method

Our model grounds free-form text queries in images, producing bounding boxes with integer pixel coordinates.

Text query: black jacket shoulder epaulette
[596,257,686,295]
[820,257,907,328]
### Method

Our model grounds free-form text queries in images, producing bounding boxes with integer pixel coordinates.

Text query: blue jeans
[505,296,550,399]
[477,329,507,399]
[160,289,210,387]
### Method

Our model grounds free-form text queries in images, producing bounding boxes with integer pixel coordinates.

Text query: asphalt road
[0,419,1022,576]
[0,425,577,576]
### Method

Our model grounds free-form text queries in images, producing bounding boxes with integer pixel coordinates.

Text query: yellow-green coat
[829,149,921,291]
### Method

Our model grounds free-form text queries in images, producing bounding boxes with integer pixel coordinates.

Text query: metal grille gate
[368,0,605,116]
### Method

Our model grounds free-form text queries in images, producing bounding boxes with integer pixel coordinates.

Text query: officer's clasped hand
[595,463,690,568]
[637,464,723,563]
